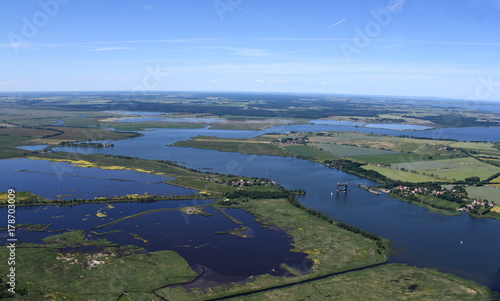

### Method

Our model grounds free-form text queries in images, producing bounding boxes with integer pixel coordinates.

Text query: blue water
[0,158,196,200]
[16,145,49,151]
[266,124,500,142]
[0,199,310,282]
[363,123,433,130]
[309,119,365,127]
[99,207,310,277]
[309,119,433,131]
[2,199,211,243]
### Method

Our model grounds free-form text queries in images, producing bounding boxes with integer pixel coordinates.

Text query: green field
[449,142,500,152]
[310,132,471,159]
[416,195,461,210]
[0,123,141,158]
[482,158,500,167]
[227,264,493,301]
[0,135,31,148]
[362,165,446,183]
[0,136,32,158]
[0,127,57,138]
[172,136,291,157]
[310,143,399,157]
[284,144,335,161]
[466,186,500,203]
[391,157,500,181]
[209,119,304,131]
[168,177,236,194]
[354,153,436,165]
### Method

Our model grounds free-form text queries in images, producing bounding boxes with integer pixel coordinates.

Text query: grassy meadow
[0,231,197,300]
[391,157,500,181]
[361,165,447,183]
[310,142,398,157]
[0,136,32,159]
[172,136,291,157]
[283,144,335,161]
[466,186,500,203]
[227,264,493,301]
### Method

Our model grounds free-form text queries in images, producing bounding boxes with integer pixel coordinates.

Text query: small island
[57,141,114,148]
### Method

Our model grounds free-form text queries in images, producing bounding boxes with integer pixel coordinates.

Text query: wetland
[1,95,500,299]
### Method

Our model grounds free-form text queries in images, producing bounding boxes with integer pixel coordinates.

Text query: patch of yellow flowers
[27,157,165,175]
[489,176,500,184]
[304,249,321,255]
[491,206,500,213]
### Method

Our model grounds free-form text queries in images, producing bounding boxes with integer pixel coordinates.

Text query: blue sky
[1,0,500,101]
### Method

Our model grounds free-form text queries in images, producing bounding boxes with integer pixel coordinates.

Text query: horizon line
[0,90,498,102]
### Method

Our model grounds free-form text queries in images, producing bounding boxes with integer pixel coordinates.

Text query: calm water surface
[268,124,500,142]
[0,201,309,281]
[1,199,211,243]
[309,119,433,130]
[0,158,196,200]
[100,207,310,278]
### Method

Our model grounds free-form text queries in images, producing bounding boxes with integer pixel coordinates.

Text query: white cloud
[329,18,346,28]
[0,42,32,50]
[269,80,290,84]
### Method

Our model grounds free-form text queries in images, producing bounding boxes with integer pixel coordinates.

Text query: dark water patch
[176,265,255,291]
[97,207,312,282]
[0,200,212,244]
[59,245,107,255]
